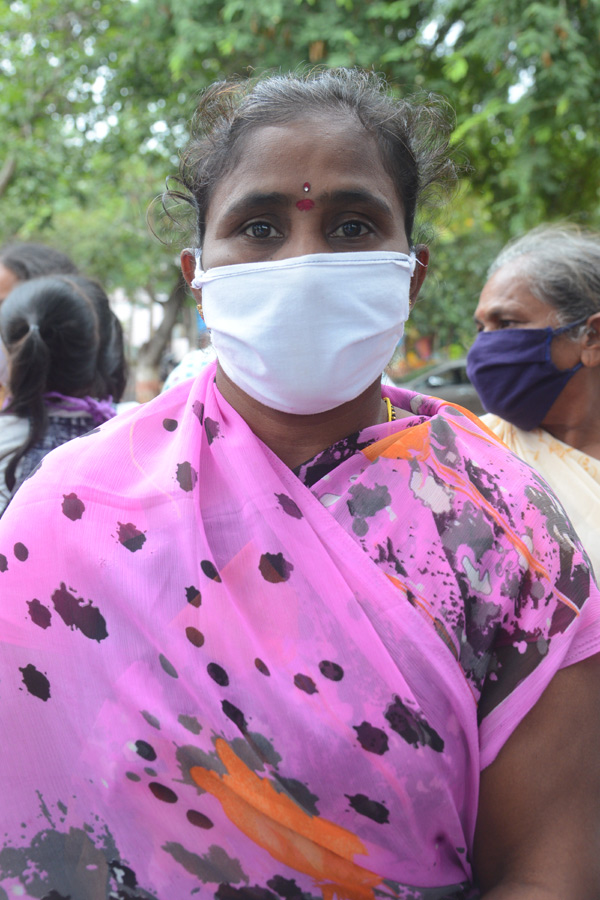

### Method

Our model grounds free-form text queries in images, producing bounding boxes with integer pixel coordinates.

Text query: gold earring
[196,303,204,319]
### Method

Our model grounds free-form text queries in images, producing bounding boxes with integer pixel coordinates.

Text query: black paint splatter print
[117,522,146,552]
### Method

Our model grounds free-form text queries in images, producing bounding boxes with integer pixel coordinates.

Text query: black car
[395,359,484,416]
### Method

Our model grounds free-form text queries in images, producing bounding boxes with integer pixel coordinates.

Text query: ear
[580,312,600,368]
[409,244,429,307]
[180,249,203,305]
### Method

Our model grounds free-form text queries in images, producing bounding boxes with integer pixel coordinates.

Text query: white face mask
[192,250,415,415]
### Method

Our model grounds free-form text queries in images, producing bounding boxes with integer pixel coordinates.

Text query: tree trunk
[135,271,187,402]
[0,156,16,199]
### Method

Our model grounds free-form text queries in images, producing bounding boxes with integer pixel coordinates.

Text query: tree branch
[137,271,188,369]
[0,155,17,199]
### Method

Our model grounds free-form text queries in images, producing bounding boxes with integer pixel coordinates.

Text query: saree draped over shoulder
[0,364,599,900]
[481,413,600,579]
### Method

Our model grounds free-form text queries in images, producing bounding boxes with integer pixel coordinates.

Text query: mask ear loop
[544,313,589,366]
[191,248,204,318]
[553,313,590,336]
[190,248,203,289]
[403,250,417,276]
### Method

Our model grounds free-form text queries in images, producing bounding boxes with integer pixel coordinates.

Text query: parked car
[394,358,484,416]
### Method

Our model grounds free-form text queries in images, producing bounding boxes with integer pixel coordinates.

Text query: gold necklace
[383,396,396,422]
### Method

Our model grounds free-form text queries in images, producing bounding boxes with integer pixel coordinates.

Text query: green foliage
[1,0,600,352]
[0,0,178,295]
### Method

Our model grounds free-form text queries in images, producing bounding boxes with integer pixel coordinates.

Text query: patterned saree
[0,363,598,900]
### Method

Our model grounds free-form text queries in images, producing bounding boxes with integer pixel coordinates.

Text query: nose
[275,215,332,260]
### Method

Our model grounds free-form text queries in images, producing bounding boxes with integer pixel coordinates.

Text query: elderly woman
[0,71,599,900]
[467,224,600,575]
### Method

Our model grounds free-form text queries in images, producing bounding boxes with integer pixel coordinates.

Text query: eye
[475,316,520,333]
[243,221,280,239]
[331,220,372,239]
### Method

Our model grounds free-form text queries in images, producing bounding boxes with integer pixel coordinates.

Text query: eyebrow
[220,188,396,220]
[477,303,520,320]
[316,189,395,218]
[221,192,291,221]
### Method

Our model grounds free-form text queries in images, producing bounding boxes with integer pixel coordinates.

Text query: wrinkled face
[200,114,412,269]
[474,261,561,333]
[474,260,581,371]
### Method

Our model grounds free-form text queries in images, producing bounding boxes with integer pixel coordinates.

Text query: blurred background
[1,0,598,403]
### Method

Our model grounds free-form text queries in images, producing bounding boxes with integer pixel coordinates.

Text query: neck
[543,422,600,461]
[215,364,388,469]
[542,371,600,461]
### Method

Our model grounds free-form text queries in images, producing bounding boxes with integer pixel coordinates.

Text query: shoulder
[381,391,529,479]
[480,413,530,449]
[0,414,29,454]
[0,415,29,511]
[373,397,587,572]
[3,381,198,509]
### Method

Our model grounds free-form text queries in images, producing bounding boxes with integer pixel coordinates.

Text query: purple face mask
[466,316,587,431]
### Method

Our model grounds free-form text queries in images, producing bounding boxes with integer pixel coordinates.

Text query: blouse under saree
[0,363,598,900]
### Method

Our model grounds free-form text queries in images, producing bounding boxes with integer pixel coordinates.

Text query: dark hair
[164,68,458,247]
[489,223,600,331]
[0,242,78,282]
[0,275,127,490]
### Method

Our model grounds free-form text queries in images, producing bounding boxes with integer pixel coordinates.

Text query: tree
[0,1,180,278]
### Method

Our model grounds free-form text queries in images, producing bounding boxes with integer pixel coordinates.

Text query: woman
[0,274,127,512]
[0,70,599,900]
[467,224,600,575]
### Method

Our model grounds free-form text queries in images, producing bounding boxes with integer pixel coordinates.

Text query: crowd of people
[0,67,598,900]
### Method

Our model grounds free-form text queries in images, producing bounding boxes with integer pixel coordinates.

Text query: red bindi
[296,198,315,211]
[303,182,310,192]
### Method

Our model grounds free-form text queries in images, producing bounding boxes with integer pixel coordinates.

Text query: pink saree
[0,363,598,900]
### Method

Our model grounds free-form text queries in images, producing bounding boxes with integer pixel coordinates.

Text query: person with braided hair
[0,241,80,406]
[0,274,127,512]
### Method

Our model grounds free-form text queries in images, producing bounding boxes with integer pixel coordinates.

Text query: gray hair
[489,223,600,332]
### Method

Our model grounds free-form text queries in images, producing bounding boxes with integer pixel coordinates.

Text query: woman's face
[474,260,581,371]
[197,114,414,271]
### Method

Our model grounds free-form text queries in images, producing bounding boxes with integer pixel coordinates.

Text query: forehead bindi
[207,116,401,219]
